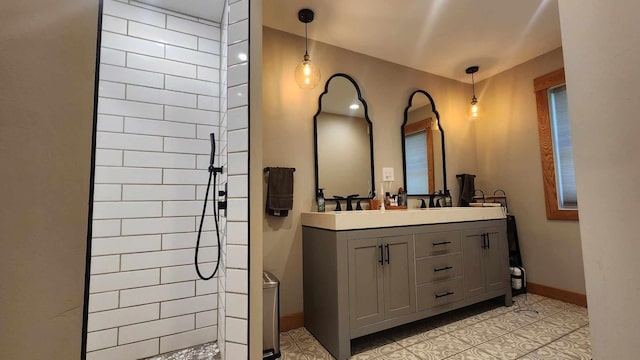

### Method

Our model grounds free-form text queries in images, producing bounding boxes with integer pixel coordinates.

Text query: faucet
[333,196,344,211]
[422,192,446,208]
[346,194,359,211]
[428,194,437,208]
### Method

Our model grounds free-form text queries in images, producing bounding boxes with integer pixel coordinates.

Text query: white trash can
[263,271,281,359]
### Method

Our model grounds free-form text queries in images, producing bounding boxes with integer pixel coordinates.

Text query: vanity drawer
[417,278,464,311]
[414,231,461,257]
[415,254,463,285]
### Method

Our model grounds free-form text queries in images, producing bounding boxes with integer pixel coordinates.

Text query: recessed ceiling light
[349,104,360,110]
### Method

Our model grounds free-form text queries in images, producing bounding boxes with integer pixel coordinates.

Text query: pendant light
[294,9,321,89]
[466,66,479,118]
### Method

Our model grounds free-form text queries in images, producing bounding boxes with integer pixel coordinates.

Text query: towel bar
[264,167,296,172]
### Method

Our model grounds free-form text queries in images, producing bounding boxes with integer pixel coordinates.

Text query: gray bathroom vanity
[301,208,512,360]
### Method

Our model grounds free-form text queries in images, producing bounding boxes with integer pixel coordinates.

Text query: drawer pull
[378,245,384,265]
[432,241,452,246]
[435,291,454,299]
[434,266,453,272]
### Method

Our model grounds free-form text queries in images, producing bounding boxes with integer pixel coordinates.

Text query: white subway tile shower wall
[217,2,230,357]
[223,0,249,358]
[87,1,225,359]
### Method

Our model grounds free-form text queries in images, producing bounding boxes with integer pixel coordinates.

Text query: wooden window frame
[404,118,435,194]
[534,68,579,221]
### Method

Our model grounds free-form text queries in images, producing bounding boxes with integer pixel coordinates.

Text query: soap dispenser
[444,190,452,207]
[397,187,406,207]
[316,188,325,212]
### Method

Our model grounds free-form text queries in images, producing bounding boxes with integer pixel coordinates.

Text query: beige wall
[262,27,474,316]
[559,1,640,358]
[474,48,586,294]
[0,0,98,358]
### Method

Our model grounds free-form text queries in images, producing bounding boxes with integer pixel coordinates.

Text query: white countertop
[301,207,506,230]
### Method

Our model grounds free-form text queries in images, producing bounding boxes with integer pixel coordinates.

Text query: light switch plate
[382,167,395,181]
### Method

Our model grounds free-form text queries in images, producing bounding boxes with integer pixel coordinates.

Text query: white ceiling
[263,0,562,83]
[130,1,562,83]
[136,0,226,22]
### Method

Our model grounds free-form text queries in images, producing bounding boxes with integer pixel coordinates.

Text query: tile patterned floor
[143,342,219,360]
[280,294,591,360]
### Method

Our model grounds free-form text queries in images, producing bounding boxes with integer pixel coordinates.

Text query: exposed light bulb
[466,66,480,120]
[294,54,321,89]
[294,9,320,89]
[471,102,479,117]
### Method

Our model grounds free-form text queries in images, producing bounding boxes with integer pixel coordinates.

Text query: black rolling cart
[482,190,527,296]
[506,215,527,296]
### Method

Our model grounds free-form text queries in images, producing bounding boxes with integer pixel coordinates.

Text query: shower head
[209,133,215,166]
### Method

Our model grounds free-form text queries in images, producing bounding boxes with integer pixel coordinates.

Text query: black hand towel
[457,173,476,207]
[266,167,295,217]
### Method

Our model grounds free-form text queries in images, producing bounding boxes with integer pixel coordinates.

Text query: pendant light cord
[471,72,477,103]
[305,22,309,56]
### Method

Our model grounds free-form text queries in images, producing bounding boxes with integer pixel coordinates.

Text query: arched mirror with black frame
[314,73,375,203]
[401,90,448,198]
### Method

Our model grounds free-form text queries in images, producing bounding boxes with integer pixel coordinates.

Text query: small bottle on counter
[397,187,406,207]
[316,188,325,212]
[444,190,452,207]
[385,192,392,207]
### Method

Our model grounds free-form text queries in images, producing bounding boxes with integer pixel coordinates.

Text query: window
[534,68,579,220]
[405,131,430,194]
[404,119,435,194]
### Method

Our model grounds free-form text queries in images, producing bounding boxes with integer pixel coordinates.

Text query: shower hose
[195,133,222,280]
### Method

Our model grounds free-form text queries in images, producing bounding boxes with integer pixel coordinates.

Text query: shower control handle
[217,183,228,217]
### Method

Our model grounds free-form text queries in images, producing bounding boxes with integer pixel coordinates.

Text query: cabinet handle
[487,234,491,249]
[434,266,453,272]
[435,291,454,299]
[432,241,452,246]
[481,233,486,249]
[378,245,384,265]
[385,244,390,264]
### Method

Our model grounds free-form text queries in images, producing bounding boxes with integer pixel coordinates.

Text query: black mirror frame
[313,73,375,200]
[401,89,448,197]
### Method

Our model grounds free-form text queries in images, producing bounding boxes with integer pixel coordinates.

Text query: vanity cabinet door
[484,229,508,292]
[462,226,508,298]
[383,235,416,319]
[348,238,385,328]
[462,230,486,298]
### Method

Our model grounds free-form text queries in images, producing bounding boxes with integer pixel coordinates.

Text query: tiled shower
[86,0,249,359]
